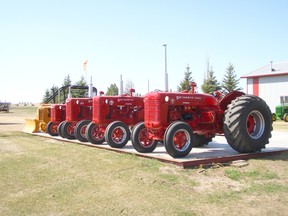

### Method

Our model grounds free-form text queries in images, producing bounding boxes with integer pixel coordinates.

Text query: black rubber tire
[131,122,157,153]
[164,121,194,158]
[62,121,75,139]
[57,121,65,138]
[105,121,130,148]
[284,113,288,122]
[47,121,59,136]
[194,134,211,147]
[74,120,91,142]
[85,122,105,144]
[223,95,273,153]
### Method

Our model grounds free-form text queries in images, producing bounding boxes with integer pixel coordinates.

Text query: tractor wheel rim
[139,128,154,148]
[52,124,58,133]
[246,110,265,139]
[81,126,87,138]
[112,126,127,144]
[68,124,74,135]
[92,125,104,140]
[173,129,190,151]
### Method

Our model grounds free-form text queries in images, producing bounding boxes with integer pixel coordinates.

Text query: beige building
[241,62,288,112]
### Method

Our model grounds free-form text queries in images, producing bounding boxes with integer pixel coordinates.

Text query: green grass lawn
[1,130,288,215]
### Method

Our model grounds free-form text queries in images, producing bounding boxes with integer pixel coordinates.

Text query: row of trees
[178,62,242,94]
[42,62,241,102]
[42,75,87,103]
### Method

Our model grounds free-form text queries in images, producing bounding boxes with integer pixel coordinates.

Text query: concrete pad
[30,131,288,168]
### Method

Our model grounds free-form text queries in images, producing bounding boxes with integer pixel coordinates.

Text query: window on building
[280,96,288,105]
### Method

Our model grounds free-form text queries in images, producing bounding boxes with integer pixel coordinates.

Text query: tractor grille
[145,99,159,121]
[144,98,165,129]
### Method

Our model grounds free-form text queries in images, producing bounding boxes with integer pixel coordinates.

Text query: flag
[83,60,88,72]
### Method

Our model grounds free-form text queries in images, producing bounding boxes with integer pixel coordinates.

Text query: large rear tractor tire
[85,122,105,144]
[223,95,272,153]
[131,122,158,153]
[164,121,194,158]
[62,121,76,139]
[105,121,130,148]
[74,120,91,142]
[47,122,59,136]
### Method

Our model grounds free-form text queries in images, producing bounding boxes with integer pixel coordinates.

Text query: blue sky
[1,0,287,103]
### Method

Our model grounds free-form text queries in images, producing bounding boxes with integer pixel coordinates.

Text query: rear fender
[219,91,245,111]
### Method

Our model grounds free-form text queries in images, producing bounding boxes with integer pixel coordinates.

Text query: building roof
[241,61,288,78]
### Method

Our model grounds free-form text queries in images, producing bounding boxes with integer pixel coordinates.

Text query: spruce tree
[50,85,59,103]
[177,65,194,92]
[42,88,51,103]
[61,74,72,102]
[201,67,219,94]
[222,63,242,92]
[106,83,119,95]
[73,76,87,98]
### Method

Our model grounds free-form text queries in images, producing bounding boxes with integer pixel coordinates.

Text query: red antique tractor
[131,82,273,158]
[58,98,93,141]
[47,104,66,136]
[85,89,144,148]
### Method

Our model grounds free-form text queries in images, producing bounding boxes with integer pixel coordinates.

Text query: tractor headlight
[165,96,169,102]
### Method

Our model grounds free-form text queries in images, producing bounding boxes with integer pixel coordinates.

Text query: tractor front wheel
[224,95,272,153]
[284,113,288,122]
[105,121,130,148]
[57,121,65,138]
[131,122,157,153]
[75,120,91,142]
[85,122,105,144]
[47,122,59,136]
[164,121,194,158]
[272,113,277,121]
[62,121,76,139]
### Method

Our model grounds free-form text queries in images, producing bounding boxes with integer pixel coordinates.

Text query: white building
[241,62,288,112]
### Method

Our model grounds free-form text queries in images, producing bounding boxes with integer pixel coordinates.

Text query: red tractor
[85,89,144,148]
[131,82,273,158]
[47,104,66,136]
[59,98,93,141]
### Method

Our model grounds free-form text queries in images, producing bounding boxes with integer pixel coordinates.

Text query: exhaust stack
[120,74,123,95]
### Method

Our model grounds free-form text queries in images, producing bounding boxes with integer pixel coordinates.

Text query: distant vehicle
[272,104,288,122]
[0,102,11,112]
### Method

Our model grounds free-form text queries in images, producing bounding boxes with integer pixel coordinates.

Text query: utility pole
[163,44,168,92]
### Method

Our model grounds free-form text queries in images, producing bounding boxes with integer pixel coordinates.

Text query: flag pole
[83,60,88,84]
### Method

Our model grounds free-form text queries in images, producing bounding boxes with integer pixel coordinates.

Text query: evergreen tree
[60,74,72,102]
[50,85,59,103]
[73,76,87,98]
[177,65,194,92]
[222,63,242,92]
[42,88,51,103]
[106,83,119,95]
[201,66,219,94]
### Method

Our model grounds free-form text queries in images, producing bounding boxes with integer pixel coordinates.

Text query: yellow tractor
[23,85,97,133]
[23,104,51,133]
